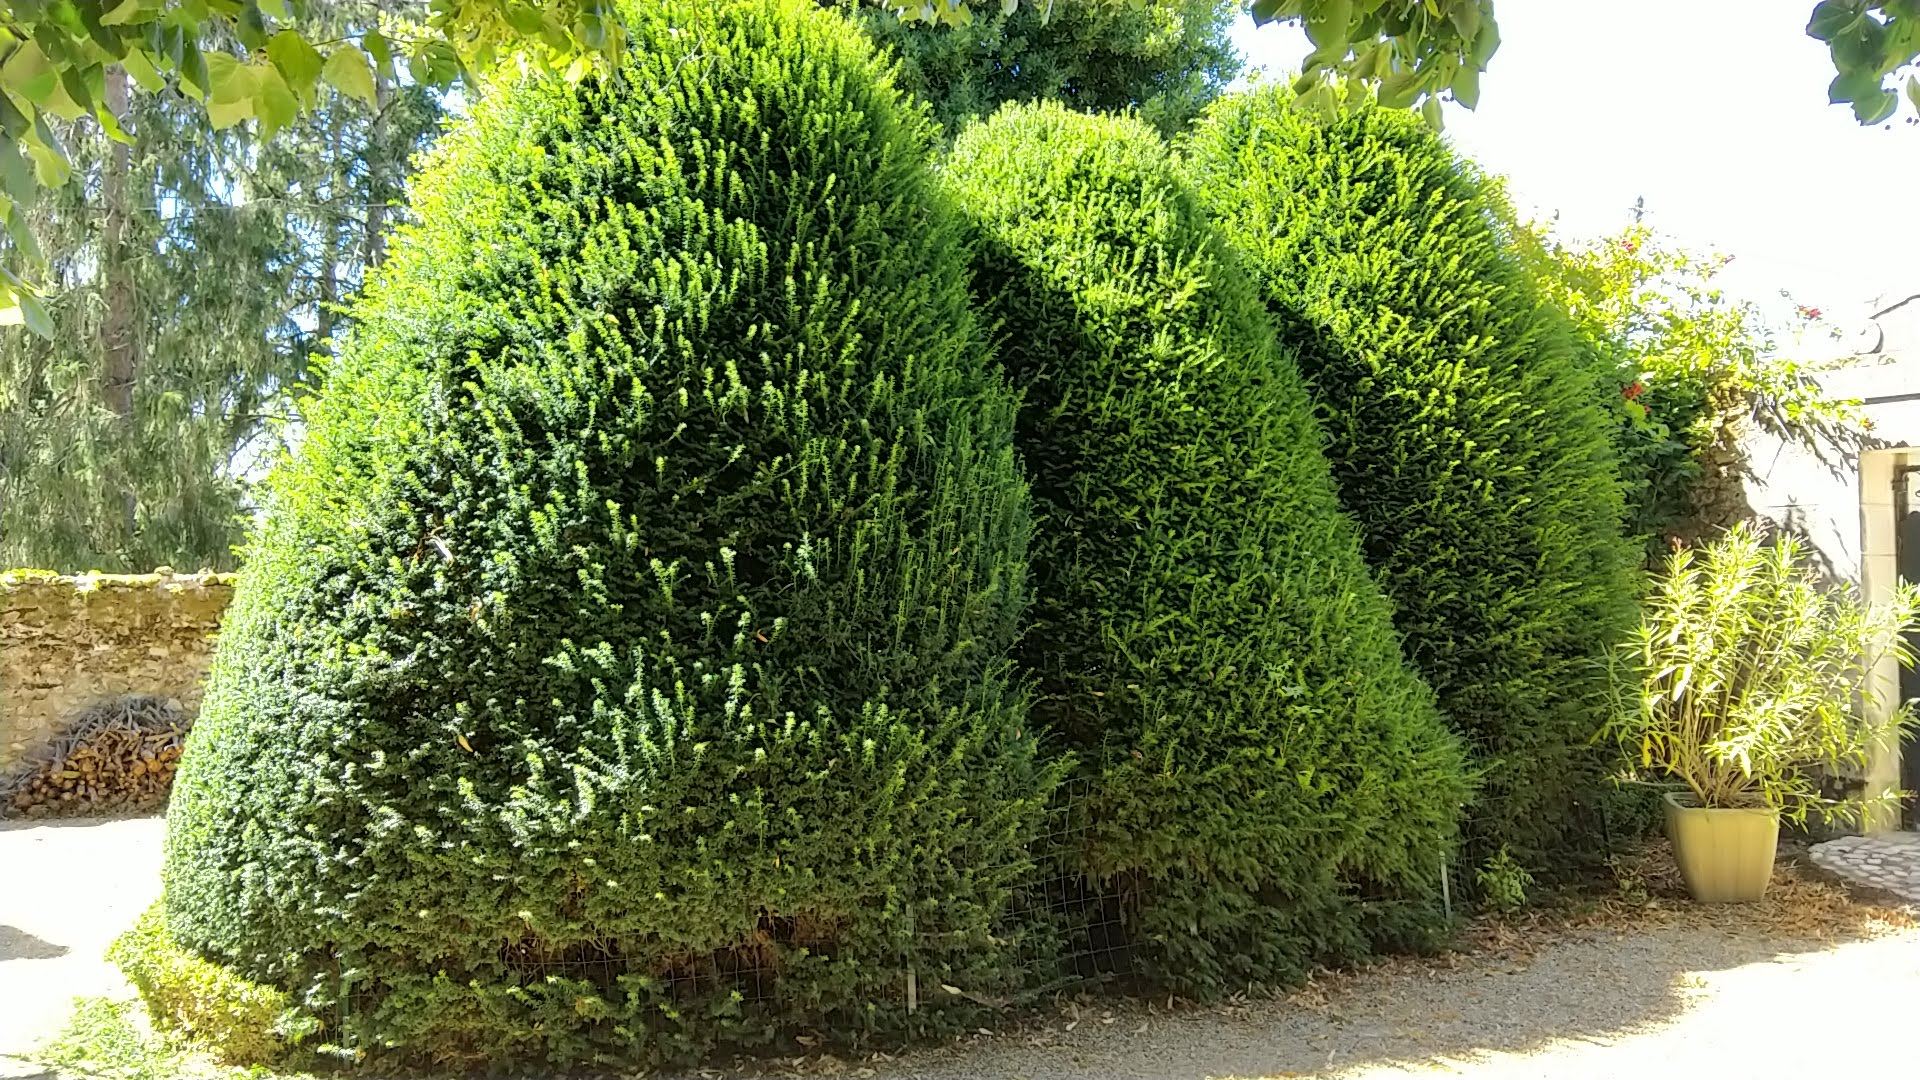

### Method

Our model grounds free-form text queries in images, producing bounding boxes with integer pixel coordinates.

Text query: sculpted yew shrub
[160,0,1047,1066]
[1186,89,1641,870]
[946,102,1471,994]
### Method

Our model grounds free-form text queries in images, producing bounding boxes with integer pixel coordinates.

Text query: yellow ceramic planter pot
[1663,792,1780,902]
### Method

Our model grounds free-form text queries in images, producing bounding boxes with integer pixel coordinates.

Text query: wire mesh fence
[328,772,1655,1055]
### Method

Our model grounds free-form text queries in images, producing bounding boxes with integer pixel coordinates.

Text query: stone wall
[1,571,234,769]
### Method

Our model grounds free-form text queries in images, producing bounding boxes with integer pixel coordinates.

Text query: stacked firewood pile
[0,695,190,817]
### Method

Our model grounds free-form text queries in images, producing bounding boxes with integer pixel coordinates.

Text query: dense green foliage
[1186,89,1639,869]
[1808,1,1920,123]
[0,1,441,573]
[946,102,1470,995]
[161,0,1047,1067]
[110,904,311,1066]
[846,0,1240,134]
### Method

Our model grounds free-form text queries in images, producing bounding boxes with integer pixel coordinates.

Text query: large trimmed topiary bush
[159,0,1048,1067]
[1184,88,1641,871]
[945,102,1471,996]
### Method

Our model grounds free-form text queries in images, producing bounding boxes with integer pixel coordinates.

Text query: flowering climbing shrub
[1522,223,1861,552]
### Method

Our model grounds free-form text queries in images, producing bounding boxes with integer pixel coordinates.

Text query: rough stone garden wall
[1,571,233,768]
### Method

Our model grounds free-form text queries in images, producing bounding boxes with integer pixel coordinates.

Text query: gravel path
[4,819,1917,1080]
[815,922,1920,1080]
[733,856,1920,1080]
[0,816,164,1079]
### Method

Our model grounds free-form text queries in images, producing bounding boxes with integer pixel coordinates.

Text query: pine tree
[845,0,1241,134]
[0,1,440,573]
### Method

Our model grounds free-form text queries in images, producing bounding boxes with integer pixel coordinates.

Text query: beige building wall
[1741,296,1920,833]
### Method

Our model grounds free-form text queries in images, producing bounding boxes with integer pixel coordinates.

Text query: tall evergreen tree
[0,2,440,573]
[844,0,1240,134]
[161,0,1043,1066]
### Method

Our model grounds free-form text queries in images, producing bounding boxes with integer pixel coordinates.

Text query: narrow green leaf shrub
[1185,89,1641,869]
[109,903,312,1065]
[945,102,1471,996]
[160,0,1047,1068]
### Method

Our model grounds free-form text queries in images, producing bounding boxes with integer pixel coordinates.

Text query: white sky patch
[1229,0,1920,337]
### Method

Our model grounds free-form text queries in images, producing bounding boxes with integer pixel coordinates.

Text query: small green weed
[1476,846,1536,912]
[30,996,314,1080]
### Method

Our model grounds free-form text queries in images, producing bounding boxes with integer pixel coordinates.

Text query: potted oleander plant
[1608,522,1920,902]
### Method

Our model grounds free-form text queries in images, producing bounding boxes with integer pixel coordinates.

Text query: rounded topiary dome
[1184,88,1640,868]
[162,0,1045,1066]
[945,102,1471,995]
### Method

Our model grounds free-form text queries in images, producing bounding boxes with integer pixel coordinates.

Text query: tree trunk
[98,64,139,550]
[100,66,137,424]
[317,107,341,349]
[361,65,392,269]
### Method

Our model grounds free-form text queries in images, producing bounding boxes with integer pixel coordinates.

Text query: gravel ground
[729,851,1920,1080]
[0,816,165,1079]
[5,818,1918,1080]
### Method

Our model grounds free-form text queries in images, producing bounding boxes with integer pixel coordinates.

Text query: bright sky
[1230,0,1920,332]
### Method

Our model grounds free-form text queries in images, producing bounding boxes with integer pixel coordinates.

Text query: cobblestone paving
[1811,832,1920,903]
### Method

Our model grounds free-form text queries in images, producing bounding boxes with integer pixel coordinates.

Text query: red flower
[1622,381,1646,401]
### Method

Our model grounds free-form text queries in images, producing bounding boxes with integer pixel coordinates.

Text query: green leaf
[0,280,54,337]
[1448,2,1482,42]
[1470,18,1501,66]
[1378,68,1421,109]
[266,30,324,102]
[321,44,376,106]
[362,30,393,78]
[1854,85,1899,123]
[0,141,33,204]
[23,120,69,188]
[1421,94,1445,131]
[1807,0,1862,41]
[1303,0,1352,49]
[0,95,26,141]
[178,40,211,99]
[236,2,270,51]
[1907,73,1920,111]
[1829,66,1880,103]
[504,5,546,35]
[1250,0,1288,26]
[58,62,105,119]
[100,0,143,27]
[1451,62,1480,109]
[2,42,60,104]
[254,66,298,139]
[121,47,166,93]
[3,198,42,263]
[204,53,256,128]
[95,101,132,144]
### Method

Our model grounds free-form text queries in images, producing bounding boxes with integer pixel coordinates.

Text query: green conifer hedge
[160,0,1048,1067]
[1184,89,1641,868]
[945,103,1471,995]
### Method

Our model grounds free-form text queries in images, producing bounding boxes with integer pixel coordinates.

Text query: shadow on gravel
[824,849,1915,1080]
